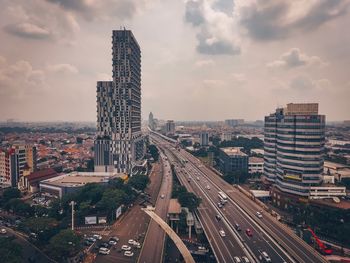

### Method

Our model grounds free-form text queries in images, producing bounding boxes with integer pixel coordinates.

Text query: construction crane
[307,227,333,255]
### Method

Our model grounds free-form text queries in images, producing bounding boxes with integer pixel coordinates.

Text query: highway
[138,152,173,263]
[151,132,328,263]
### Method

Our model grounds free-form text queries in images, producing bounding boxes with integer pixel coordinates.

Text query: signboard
[98,217,107,224]
[85,216,97,225]
[116,205,122,219]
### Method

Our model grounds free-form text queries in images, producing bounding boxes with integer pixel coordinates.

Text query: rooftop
[168,199,181,214]
[40,172,124,188]
[249,157,264,163]
[220,147,247,157]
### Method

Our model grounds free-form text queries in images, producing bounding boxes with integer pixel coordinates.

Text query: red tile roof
[27,168,57,182]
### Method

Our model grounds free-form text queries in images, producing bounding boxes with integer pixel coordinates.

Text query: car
[234,257,242,263]
[196,177,200,181]
[108,240,117,245]
[206,185,210,190]
[93,234,102,240]
[215,214,222,221]
[134,242,141,248]
[87,237,96,242]
[121,245,132,251]
[219,229,226,237]
[246,228,253,237]
[235,223,241,231]
[260,251,272,262]
[0,228,7,234]
[241,256,250,263]
[217,202,223,208]
[124,251,134,257]
[256,212,263,218]
[99,242,109,248]
[99,247,110,255]
[160,194,165,199]
[128,239,136,245]
[198,246,206,251]
[110,236,119,242]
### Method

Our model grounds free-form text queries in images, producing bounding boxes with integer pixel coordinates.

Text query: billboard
[98,217,107,224]
[116,205,122,219]
[85,216,97,225]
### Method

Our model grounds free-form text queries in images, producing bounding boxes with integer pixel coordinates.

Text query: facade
[94,30,145,174]
[0,144,37,188]
[148,112,155,130]
[248,157,264,174]
[263,103,326,196]
[165,120,175,135]
[199,132,209,146]
[218,147,248,174]
[221,132,233,141]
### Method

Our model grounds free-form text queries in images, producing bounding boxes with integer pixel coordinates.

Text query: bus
[218,191,228,203]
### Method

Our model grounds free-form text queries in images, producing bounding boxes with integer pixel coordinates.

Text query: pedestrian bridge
[142,207,195,263]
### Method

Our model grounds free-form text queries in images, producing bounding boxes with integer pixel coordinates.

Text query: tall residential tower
[94,30,144,174]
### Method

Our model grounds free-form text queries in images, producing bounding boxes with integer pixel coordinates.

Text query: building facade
[199,132,209,146]
[225,119,244,127]
[248,157,264,174]
[218,147,248,175]
[94,30,144,174]
[263,103,326,196]
[165,120,175,135]
[148,112,155,130]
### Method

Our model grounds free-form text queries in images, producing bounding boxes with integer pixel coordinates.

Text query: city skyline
[0,0,350,122]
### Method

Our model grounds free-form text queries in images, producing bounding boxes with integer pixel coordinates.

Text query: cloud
[45,0,151,21]
[194,59,215,67]
[289,75,331,91]
[4,22,51,39]
[231,73,246,83]
[212,0,234,16]
[240,0,350,41]
[184,0,240,55]
[2,1,80,42]
[267,48,327,68]
[0,56,47,101]
[47,64,79,74]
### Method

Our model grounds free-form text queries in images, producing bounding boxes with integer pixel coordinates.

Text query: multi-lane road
[151,131,328,263]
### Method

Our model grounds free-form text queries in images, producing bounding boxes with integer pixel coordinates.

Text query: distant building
[148,112,155,130]
[40,171,124,198]
[248,157,264,174]
[225,119,244,127]
[221,132,233,141]
[23,168,58,193]
[218,147,248,174]
[94,29,145,174]
[199,132,209,146]
[263,103,346,198]
[165,120,175,135]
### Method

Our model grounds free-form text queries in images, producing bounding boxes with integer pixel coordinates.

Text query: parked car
[93,234,102,240]
[124,251,134,257]
[99,247,110,255]
[121,245,131,251]
[128,239,136,245]
[108,240,117,245]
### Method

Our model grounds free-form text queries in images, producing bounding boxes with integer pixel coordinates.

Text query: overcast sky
[0,0,349,122]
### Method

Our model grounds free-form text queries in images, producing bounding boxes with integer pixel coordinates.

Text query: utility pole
[70,201,75,231]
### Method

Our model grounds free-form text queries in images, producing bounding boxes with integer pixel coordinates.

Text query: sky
[0,0,349,122]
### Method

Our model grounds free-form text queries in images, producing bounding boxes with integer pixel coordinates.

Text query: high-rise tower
[94,30,144,174]
[263,103,325,196]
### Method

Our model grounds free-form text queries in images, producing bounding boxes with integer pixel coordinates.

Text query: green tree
[47,229,81,261]
[2,188,21,203]
[0,236,23,263]
[148,144,159,161]
[96,189,126,219]
[5,198,34,216]
[128,174,150,191]
[178,192,201,212]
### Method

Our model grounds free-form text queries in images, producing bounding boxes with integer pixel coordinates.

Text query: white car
[160,194,165,199]
[124,251,134,257]
[99,247,110,255]
[128,239,136,245]
[256,212,263,218]
[0,228,7,234]
[234,257,242,263]
[93,234,102,240]
[108,240,117,245]
[219,229,226,237]
[121,245,131,251]
[196,177,200,181]
[206,185,210,190]
[133,241,141,247]
[241,256,250,263]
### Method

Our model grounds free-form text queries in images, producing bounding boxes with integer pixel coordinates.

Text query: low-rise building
[39,171,124,198]
[248,157,264,174]
[218,147,248,174]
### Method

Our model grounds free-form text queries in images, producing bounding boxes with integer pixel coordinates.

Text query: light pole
[70,201,76,231]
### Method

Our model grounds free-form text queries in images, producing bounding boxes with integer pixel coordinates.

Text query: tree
[2,188,21,203]
[0,236,22,263]
[178,192,201,212]
[23,217,59,243]
[224,171,250,184]
[128,174,150,191]
[5,198,34,216]
[47,229,81,261]
[148,144,159,161]
[108,178,125,189]
[96,189,126,219]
